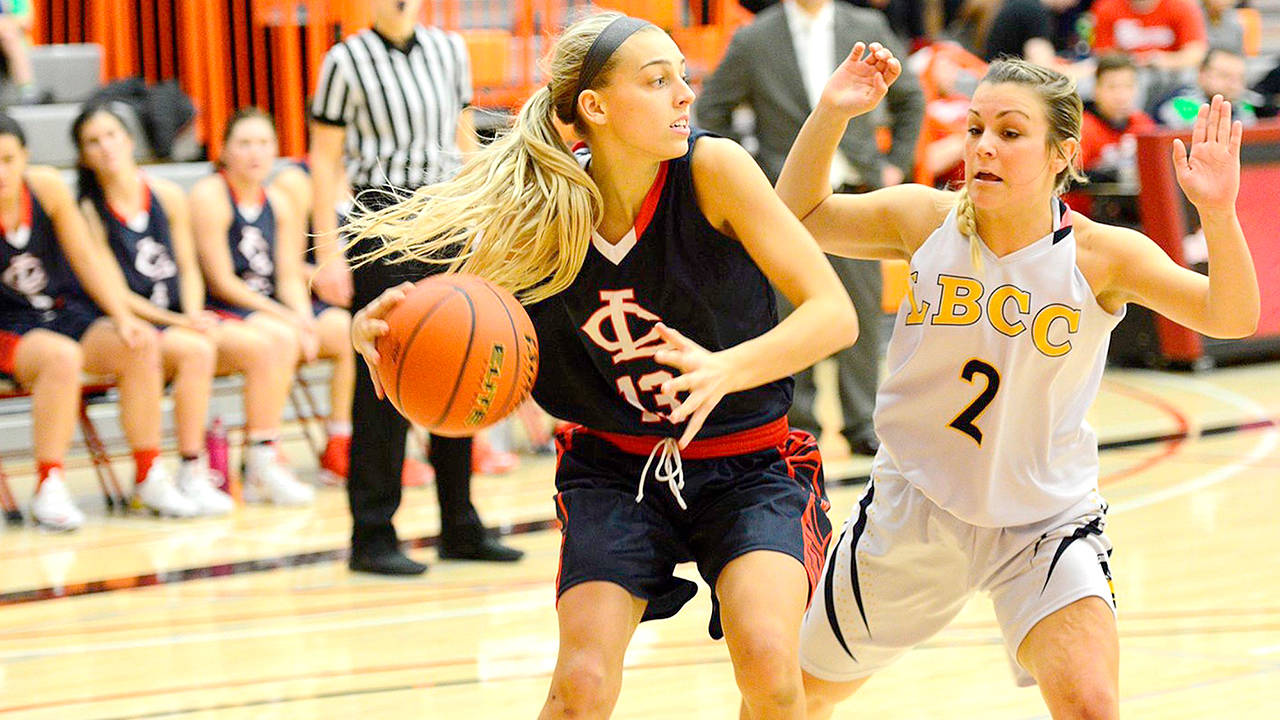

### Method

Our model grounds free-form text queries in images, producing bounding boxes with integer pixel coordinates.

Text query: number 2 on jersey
[948,359,1000,445]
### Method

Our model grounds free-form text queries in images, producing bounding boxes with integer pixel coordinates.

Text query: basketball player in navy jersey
[189,108,358,505]
[0,113,184,529]
[348,13,859,719]
[775,48,1258,718]
[74,104,306,514]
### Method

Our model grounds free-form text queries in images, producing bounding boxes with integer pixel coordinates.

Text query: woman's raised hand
[819,42,902,120]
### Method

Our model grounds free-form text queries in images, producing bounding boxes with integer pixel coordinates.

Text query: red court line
[1097,379,1193,486]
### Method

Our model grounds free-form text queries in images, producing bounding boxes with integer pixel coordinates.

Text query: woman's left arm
[270,186,314,317]
[1097,96,1259,339]
[656,137,857,446]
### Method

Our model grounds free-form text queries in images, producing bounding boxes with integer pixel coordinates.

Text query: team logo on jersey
[903,272,1082,358]
[581,289,681,423]
[581,289,666,363]
[239,226,274,278]
[135,237,177,280]
[3,252,53,309]
[150,281,170,309]
[3,225,30,250]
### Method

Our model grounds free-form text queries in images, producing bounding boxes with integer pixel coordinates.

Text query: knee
[255,322,299,364]
[732,632,803,709]
[125,324,162,362]
[1044,682,1119,720]
[545,654,617,718]
[175,334,216,375]
[321,311,354,359]
[43,339,84,384]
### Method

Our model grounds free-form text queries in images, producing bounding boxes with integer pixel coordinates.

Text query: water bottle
[206,417,230,494]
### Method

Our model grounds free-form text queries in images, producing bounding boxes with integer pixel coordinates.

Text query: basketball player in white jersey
[775,45,1259,718]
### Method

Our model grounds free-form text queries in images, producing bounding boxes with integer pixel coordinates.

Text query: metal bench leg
[78,403,128,512]
[289,372,324,457]
[0,458,21,524]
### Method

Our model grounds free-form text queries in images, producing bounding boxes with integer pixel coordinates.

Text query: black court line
[1,416,1275,608]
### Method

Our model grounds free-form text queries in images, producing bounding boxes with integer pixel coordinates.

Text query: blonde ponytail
[954,186,984,273]
[343,11,657,305]
[344,85,600,304]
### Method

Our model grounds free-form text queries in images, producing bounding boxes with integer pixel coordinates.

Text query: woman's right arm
[189,177,295,321]
[78,197,184,327]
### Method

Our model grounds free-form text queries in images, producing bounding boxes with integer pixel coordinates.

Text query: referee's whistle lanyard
[638,437,687,510]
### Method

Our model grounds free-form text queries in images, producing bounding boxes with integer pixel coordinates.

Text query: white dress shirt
[784,1,860,188]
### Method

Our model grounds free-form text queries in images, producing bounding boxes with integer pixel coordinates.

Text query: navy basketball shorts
[0,304,104,378]
[552,420,832,639]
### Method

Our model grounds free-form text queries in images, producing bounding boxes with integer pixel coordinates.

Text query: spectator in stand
[1252,60,1280,118]
[1200,0,1244,56]
[0,2,42,105]
[1090,0,1207,74]
[908,41,987,187]
[1156,47,1258,127]
[697,0,925,457]
[980,0,1087,69]
[1081,53,1155,178]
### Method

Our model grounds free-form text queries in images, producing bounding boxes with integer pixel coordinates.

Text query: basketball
[375,273,539,436]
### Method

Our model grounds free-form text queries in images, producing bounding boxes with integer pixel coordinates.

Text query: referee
[309,0,522,575]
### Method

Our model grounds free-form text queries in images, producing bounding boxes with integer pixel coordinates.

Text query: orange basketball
[376,274,539,436]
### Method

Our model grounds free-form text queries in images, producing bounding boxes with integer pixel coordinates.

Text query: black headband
[575,16,652,104]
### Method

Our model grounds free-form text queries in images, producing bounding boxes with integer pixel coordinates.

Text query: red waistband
[578,416,790,460]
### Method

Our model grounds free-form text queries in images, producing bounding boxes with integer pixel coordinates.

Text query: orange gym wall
[31,0,750,160]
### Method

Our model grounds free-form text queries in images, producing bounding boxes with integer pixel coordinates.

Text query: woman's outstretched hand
[1173,94,1242,213]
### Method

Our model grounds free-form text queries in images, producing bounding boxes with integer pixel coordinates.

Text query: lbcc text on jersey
[527,130,792,437]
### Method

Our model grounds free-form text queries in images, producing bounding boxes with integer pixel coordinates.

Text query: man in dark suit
[696,0,923,456]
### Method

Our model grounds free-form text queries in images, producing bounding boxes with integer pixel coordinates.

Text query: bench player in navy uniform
[0,112,185,529]
[348,13,858,719]
[190,109,357,505]
[74,104,303,515]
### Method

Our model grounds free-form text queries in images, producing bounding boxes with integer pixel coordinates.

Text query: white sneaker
[243,450,314,506]
[177,460,235,516]
[30,470,85,531]
[133,464,200,518]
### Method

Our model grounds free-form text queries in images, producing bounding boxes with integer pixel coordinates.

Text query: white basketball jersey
[871,199,1123,527]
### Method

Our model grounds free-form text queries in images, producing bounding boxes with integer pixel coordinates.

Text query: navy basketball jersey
[222,174,277,297]
[0,183,82,311]
[527,130,792,438]
[97,181,180,312]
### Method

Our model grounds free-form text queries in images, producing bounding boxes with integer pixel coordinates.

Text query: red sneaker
[402,457,435,487]
[473,437,520,475]
[318,435,351,486]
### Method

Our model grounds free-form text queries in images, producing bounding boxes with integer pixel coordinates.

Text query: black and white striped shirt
[311,26,472,191]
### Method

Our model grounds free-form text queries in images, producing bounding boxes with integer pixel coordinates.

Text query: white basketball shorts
[800,472,1115,686]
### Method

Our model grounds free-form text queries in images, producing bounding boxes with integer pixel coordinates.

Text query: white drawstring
[637,437,686,510]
